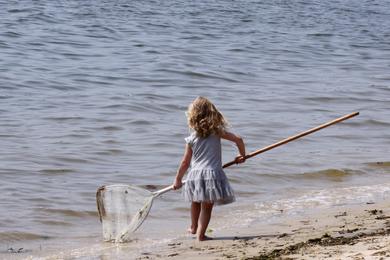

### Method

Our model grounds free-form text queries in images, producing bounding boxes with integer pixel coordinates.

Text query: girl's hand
[235,155,246,164]
[173,178,183,190]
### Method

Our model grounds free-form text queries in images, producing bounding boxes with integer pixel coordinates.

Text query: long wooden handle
[222,112,359,168]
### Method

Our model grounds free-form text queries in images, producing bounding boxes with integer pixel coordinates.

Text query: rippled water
[1,0,390,258]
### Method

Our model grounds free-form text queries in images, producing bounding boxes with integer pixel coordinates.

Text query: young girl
[173,97,246,241]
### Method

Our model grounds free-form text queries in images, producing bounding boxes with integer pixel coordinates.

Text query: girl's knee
[192,202,201,207]
[201,201,214,209]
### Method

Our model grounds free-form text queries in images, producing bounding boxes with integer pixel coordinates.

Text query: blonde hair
[186,97,228,138]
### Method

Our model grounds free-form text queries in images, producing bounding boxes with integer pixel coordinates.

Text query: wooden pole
[223,112,359,168]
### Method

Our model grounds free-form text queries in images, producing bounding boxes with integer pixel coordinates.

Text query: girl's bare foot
[187,226,196,234]
[197,235,213,241]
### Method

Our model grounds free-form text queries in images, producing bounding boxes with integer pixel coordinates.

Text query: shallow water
[0,0,390,258]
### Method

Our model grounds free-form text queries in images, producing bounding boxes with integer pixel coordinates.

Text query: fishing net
[96,184,154,243]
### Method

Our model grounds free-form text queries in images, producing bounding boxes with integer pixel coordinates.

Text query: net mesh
[96,184,153,242]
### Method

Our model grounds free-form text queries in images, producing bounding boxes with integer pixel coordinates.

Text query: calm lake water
[1,0,390,258]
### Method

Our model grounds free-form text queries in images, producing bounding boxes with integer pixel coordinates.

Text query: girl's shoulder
[184,132,197,147]
[185,132,222,147]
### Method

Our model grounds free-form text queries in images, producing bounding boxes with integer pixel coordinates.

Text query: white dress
[183,132,235,205]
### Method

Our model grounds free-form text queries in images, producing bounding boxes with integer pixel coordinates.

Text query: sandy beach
[2,1,390,259]
[136,200,390,260]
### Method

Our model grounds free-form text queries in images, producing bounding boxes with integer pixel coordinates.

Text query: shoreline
[139,200,390,259]
[2,199,389,259]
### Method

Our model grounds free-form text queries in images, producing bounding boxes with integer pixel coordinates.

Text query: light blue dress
[183,132,235,205]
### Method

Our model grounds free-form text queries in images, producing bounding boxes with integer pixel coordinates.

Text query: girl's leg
[197,201,214,241]
[189,202,201,234]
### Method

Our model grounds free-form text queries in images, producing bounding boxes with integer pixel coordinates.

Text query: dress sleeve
[184,133,195,147]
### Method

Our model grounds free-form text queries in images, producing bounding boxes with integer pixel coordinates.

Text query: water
[1,0,390,258]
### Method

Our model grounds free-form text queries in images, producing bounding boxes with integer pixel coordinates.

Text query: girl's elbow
[236,135,244,144]
[181,159,191,168]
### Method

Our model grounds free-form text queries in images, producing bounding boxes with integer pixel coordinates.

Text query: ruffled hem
[183,169,235,205]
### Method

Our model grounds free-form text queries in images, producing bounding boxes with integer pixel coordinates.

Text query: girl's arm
[221,131,246,163]
[173,144,192,190]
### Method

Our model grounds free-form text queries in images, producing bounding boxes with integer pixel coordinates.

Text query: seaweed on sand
[245,228,390,260]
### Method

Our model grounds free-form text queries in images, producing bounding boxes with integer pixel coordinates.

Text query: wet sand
[138,200,390,260]
[3,200,389,259]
